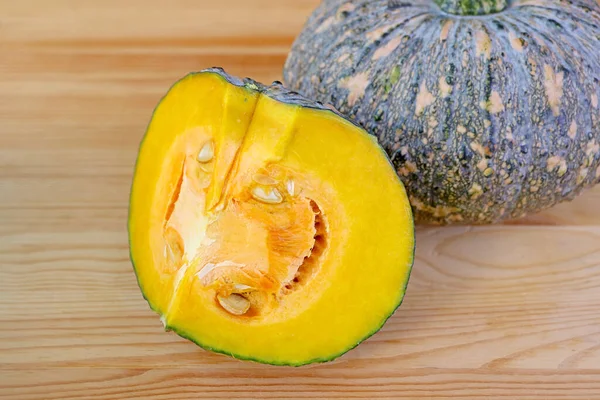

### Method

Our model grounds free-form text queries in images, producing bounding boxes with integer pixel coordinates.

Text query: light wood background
[2,1,600,399]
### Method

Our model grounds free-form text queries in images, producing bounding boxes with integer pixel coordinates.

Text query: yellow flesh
[129,72,414,364]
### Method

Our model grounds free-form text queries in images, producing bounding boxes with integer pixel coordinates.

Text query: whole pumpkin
[283,0,600,224]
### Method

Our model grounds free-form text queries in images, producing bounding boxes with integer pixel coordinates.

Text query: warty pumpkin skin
[283,0,600,224]
[128,68,415,366]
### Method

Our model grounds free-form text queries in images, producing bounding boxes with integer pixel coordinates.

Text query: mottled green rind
[284,0,600,224]
[128,67,416,366]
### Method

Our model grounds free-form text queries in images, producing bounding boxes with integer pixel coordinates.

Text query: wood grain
[1,1,600,399]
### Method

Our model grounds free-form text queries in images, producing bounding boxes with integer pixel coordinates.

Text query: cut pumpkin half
[128,68,415,366]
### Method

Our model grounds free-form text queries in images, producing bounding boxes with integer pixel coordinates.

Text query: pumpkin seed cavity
[160,142,328,317]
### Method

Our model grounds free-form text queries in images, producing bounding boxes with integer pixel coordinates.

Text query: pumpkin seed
[196,260,245,282]
[233,283,254,292]
[197,141,214,163]
[286,179,295,196]
[198,162,213,173]
[251,186,283,204]
[253,173,278,186]
[164,227,184,265]
[217,293,250,315]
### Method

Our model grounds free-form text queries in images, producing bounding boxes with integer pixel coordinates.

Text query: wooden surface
[2,1,600,399]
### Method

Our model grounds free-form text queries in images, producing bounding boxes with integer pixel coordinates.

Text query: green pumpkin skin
[283,0,600,224]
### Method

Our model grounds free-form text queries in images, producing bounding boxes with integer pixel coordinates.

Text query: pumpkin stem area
[434,0,509,15]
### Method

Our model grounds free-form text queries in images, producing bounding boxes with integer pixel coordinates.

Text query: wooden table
[2,1,600,398]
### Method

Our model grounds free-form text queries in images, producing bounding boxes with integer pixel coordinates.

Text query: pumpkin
[283,0,600,224]
[128,68,415,365]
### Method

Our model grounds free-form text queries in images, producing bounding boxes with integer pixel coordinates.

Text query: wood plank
[2,367,600,399]
[0,0,319,41]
